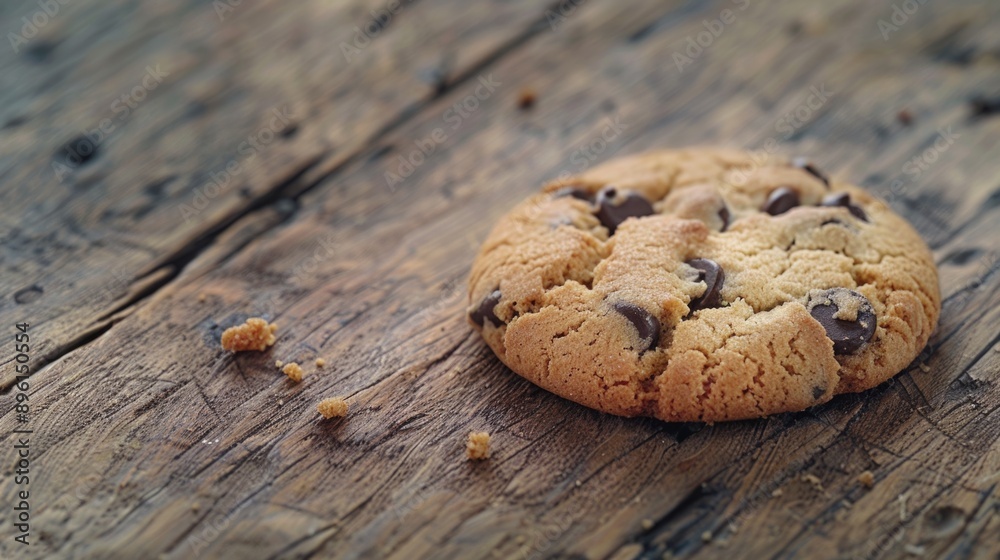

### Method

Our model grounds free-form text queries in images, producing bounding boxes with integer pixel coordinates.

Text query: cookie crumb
[275,360,284,368]
[466,431,491,460]
[517,87,536,110]
[316,358,326,368]
[802,473,825,493]
[771,488,784,497]
[857,470,875,488]
[641,519,654,530]
[701,531,712,543]
[919,362,930,373]
[904,544,926,556]
[282,362,304,382]
[191,502,200,512]
[197,293,207,303]
[317,397,348,419]
[221,318,277,352]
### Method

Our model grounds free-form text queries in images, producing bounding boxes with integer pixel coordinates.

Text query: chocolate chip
[612,301,659,353]
[470,289,503,327]
[812,385,826,400]
[718,205,730,232]
[595,187,654,234]
[762,187,800,216]
[552,186,592,201]
[687,258,725,311]
[821,192,868,222]
[792,157,830,187]
[808,288,876,355]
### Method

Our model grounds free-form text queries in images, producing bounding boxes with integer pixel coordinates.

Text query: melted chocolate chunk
[821,192,868,222]
[718,205,731,232]
[470,289,503,327]
[687,258,725,311]
[552,186,592,201]
[812,385,827,400]
[792,157,830,187]
[595,187,654,234]
[612,301,660,353]
[763,187,800,216]
[808,288,876,355]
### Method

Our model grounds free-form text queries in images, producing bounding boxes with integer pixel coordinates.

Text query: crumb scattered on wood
[197,293,207,303]
[701,531,712,543]
[904,543,926,556]
[317,397,348,419]
[466,431,491,460]
[641,519,653,530]
[275,360,284,368]
[857,470,875,488]
[315,358,326,368]
[802,473,825,493]
[517,87,536,109]
[221,318,277,352]
[282,362,304,382]
[771,488,784,497]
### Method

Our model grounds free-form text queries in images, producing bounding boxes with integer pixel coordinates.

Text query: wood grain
[0,0,554,386]
[1,0,999,559]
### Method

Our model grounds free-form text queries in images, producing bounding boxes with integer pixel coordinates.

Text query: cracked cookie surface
[467,148,940,422]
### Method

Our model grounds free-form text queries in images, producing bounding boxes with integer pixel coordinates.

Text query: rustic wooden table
[1,0,998,558]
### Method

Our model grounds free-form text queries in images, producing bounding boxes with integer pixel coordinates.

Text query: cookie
[467,148,940,422]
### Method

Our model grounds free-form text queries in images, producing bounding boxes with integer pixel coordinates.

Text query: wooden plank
[1,0,999,558]
[0,0,555,385]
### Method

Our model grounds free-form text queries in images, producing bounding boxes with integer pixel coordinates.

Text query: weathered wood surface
[1,0,999,558]
[0,0,549,386]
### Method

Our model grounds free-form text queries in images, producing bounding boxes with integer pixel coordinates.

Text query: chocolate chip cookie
[467,148,940,422]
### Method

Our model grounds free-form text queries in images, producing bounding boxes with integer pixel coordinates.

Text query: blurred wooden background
[1,0,998,558]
